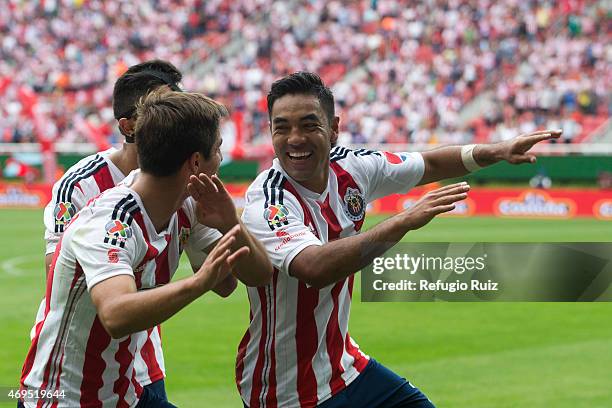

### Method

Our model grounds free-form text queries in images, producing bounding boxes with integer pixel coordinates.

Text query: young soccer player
[36,60,228,402]
[237,72,561,407]
[20,90,272,407]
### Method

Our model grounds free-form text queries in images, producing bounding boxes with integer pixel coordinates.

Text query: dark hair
[267,72,335,124]
[112,59,183,120]
[134,89,228,177]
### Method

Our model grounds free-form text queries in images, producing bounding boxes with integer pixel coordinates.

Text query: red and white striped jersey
[43,148,125,255]
[22,172,221,407]
[38,149,166,388]
[238,146,425,407]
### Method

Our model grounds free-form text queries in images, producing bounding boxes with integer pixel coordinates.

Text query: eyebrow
[299,114,321,122]
[272,117,289,125]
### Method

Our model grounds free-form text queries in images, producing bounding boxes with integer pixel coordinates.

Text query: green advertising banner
[361,243,612,302]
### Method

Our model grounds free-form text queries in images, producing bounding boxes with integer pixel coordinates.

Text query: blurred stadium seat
[0,0,609,155]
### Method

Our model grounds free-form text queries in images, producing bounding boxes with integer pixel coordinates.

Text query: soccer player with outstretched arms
[237,72,561,408]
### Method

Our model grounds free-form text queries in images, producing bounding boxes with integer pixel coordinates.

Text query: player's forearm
[96,277,203,339]
[420,144,506,185]
[231,221,273,286]
[292,214,410,288]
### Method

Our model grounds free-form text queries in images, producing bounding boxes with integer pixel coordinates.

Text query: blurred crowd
[1,0,610,149]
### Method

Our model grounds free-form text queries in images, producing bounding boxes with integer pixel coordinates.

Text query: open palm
[187,173,239,233]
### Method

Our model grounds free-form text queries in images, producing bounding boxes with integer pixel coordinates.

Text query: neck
[297,166,329,195]
[109,143,139,177]
[131,173,187,233]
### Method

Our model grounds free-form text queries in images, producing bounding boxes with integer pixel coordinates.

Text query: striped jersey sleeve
[68,195,143,291]
[241,168,322,275]
[43,150,119,255]
[332,147,425,202]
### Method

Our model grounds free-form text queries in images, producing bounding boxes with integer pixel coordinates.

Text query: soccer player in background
[237,72,561,408]
[20,89,273,407]
[36,60,235,403]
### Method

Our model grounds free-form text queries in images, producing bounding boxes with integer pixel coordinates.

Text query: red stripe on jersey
[295,282,320,407]
[132,212,159,289]
[37,262,86,405]
[131,212,165,385]
[93,164,116,192]
[318,196,342,241]
[80,317,112,407]
[344,332,368,373]
[326,281,347,395]
[140,328,164,383]
[235,325,251,395]
[154,235,171,285]
[177,208,191,229]
[113,337,134,408]
[318,196,349,395]
[330,162,365,232]
[249,287,268,408]
[285,181,321,406]
[265,271,279,408]
[20,236,67,388]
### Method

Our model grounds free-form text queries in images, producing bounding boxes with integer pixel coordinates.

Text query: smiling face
[270,94,338,193]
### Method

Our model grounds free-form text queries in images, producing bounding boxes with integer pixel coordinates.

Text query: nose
[287,127,307,146]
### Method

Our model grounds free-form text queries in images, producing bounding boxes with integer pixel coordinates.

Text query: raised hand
[193,225,250,294]
[498,129,562,164]
[187,173,240,233]
[401,182,470,230]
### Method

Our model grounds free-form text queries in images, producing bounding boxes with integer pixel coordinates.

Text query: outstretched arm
[419,129,562,185]
[290,183,470,288]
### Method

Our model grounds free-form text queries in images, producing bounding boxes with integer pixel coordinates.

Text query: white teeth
[288,152,312,159]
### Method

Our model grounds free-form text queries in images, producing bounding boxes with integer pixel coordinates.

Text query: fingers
[520,129,562,145]
[512,154,536,164]
[427,182,470,198]
[432,192,468,207]
[431,204,456,215]
[209,225,240,258]
[210,174,229,195]
[227,246,250,265]
[198,173,219,193]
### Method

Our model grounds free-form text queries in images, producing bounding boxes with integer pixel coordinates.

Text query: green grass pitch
[0,209,610,407]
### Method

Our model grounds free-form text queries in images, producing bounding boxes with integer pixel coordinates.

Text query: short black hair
[267,72,335,124]
[112,59,183,120]
[134,89,228,177]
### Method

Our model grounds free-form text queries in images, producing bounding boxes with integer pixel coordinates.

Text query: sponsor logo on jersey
[383,151,407,164]
[54,202,77,228]
[264,204,290,230]
[494,191,576,218]
[104,219,133,247]
[594,199,612,220]
[343,187,365,221]
[107,248,119,264]
[274,228,308,251]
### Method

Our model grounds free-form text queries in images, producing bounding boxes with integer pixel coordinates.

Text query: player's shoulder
[246,164,289,201]
[51,148,116,194]
[330,145,383,163]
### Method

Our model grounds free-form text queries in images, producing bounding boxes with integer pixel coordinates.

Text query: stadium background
[0,1,610,407]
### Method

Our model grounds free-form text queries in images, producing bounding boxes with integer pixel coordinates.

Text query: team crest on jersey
[343,187,365,221]
[104,219,133,248]
[264,204,289,230]
[54,202,76,230]
[178,227,190,253]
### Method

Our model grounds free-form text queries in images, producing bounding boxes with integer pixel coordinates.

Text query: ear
[330,116,340,147]
[187,151,201,175]
[118,118,135,137]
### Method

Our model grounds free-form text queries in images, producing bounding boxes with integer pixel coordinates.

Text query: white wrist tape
[461,144,483,172]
